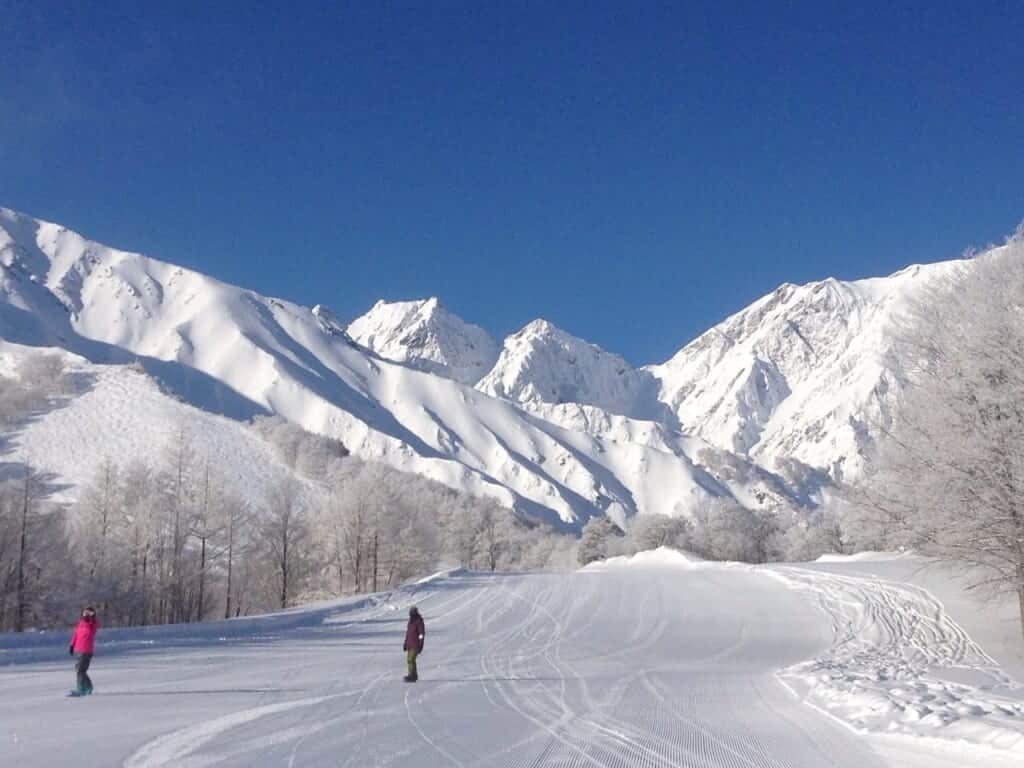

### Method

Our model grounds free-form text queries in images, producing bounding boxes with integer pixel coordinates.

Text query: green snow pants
[406,648,419,680]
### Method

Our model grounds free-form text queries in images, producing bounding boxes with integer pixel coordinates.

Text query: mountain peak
[347,297,499,384]
[517,318,558,336]
[477,319,661,417]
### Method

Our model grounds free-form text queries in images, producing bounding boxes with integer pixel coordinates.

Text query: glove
[69,646,74,656]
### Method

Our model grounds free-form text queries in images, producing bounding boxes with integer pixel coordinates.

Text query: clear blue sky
[4,1,1023,364]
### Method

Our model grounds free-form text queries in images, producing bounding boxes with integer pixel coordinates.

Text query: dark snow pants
[75,653,93,692]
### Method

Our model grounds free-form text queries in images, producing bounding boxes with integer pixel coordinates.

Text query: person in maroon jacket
[69,606,99,696]
[403,606,425,682]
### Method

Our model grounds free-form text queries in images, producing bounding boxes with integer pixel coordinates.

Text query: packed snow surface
[1,554,1020,767]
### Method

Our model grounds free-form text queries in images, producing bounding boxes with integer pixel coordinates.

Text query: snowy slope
[2,555,1019,766]
[1,207,798,528]
[347,297,499,385]
[0,340,322,507]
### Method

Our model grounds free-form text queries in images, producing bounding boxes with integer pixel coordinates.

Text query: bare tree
[220,494,251,619]
[476,504,506,572]
[158,427,197,623]
[13,467,39,632]
[262,478,308,609]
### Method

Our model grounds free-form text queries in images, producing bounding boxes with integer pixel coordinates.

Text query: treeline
[0,412,576,632]
[577,497,847,567]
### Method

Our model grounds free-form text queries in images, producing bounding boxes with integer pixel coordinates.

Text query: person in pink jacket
[68,606,99,696]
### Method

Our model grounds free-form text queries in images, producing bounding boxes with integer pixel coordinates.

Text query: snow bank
[767,564,1024,755]
[583,546,708,571]
[814,551,910,563]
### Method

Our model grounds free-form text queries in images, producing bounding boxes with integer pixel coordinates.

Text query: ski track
[768,566,1024,754]
[1,563,1018,767]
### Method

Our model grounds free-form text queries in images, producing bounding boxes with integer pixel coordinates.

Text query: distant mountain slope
[1,207,802,528]
[647,263,965,479]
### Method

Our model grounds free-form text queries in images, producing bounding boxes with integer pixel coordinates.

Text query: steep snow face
[477,319,666,421]
[1,341,323,509]
[648,263,966,480]
[0,208,795,528]
[347,298,499,384]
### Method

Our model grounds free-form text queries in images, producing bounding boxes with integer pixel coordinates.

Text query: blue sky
[4,1,1023,364]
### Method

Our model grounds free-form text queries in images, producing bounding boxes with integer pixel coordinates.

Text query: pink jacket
[70,616,99,654]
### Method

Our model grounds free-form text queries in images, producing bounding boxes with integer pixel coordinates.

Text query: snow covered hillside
[0,340,323,507]
[0,207,808,527]
[1,553,1019,767]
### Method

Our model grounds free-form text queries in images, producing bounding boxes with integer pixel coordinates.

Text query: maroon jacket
[404,611,425,653]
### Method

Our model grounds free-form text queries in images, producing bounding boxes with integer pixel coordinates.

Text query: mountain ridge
[2,206,816,529]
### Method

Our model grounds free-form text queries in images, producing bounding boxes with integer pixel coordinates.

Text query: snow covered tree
[119,459,159,625]
[628,514,692,553]
[856,239,1024,640]
[260,478,309,608]
[577,517,624,566]
[12,467,38,632]
[475,503,509,571]
[156,427,198,623]
[0,467,73,631]
[218,494,251,619]
[689,498,776,563]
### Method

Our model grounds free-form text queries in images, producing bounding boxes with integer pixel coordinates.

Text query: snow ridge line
[766,566,1024,755]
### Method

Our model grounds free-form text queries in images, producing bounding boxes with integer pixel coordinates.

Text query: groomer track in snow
[0,553,1020,767]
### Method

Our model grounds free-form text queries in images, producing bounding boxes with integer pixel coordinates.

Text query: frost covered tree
[689,498,777,563]
[11,468,39,632]
[857,239,1024,640]
[0,467,72,631]
[261,478,309,609]
[628,514,692,553]
[475,503,509,571]
[0,354,72,429]
[218,494,251,619]
[577,517,624,566]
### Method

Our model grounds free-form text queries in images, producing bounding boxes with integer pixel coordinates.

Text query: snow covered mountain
[2,204,980,527]
[447,257,965,483]
[647,263,963,480]
[0,207,808,528]
[347,297,499,385]
[476,319,667,422]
